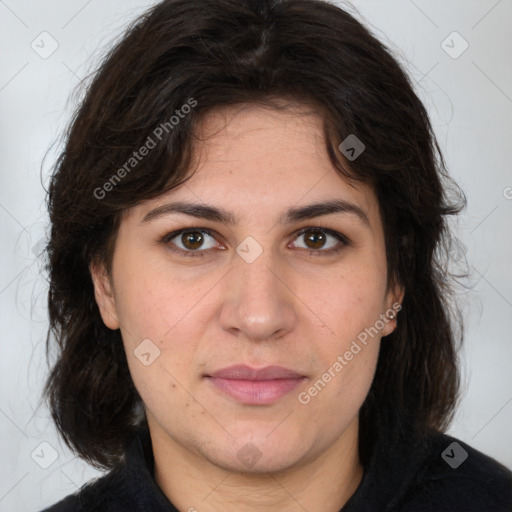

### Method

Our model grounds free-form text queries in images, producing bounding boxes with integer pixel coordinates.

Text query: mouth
[204,365,306,405]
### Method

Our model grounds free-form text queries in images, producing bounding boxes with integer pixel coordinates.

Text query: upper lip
[207,365,304,380]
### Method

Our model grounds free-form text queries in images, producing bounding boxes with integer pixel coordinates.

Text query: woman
[40,0,512,510]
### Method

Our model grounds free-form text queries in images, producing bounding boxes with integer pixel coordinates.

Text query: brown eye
[181,231,205,250]
[303,230,327,250]
[163,229,219,257]
[292,228,348,255]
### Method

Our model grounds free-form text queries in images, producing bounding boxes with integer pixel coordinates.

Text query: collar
[123,426,179,511]
[341,425,432,512]
[122,424,432,512]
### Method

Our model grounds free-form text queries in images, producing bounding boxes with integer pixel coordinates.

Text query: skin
[91,104,403,512]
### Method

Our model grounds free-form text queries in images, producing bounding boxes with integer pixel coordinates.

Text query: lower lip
[206,377,305,405]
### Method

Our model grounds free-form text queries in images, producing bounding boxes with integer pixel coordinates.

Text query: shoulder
[400,433,512,512]
[38,426,173,512]
[39,467,134,512]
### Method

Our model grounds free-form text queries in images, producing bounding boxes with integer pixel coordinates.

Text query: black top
[40,426,512,512]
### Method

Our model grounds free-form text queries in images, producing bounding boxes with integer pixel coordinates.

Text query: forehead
[189,105,375,205]
[127,104,382,230]
[194,103,327,170]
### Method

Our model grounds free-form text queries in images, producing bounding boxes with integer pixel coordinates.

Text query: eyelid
[160,226,350,257]
[160,228,223,250]
[293,227,350,246]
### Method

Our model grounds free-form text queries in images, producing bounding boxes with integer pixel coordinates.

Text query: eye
[161,227,349,258]
[161,229,221,257]
[291,228,349,255]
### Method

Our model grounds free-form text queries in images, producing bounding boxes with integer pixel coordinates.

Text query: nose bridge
[235,234,280,291]
[238,252,279,301]
[220,239,296,340]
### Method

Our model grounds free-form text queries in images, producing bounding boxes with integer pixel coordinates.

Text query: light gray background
[1,1,511,510]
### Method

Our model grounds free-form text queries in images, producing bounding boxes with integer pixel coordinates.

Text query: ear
[89,261,120,330]
[381,283,405,337]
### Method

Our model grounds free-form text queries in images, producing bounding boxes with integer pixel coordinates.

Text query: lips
[205,365,306,405]
[209,365,304,380]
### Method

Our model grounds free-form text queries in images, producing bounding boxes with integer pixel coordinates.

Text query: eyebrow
[141,199,370,227]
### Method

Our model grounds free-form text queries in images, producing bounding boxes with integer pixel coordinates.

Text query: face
[91,104,402,475]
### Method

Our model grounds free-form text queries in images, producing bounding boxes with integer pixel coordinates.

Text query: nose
[219,246,297,343]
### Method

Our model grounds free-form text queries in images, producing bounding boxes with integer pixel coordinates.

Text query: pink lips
[206,365,305,405]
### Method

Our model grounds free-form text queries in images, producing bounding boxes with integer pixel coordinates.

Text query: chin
[211,449,305,475]
[202,431,310,475]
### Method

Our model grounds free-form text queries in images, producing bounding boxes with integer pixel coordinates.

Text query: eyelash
[160,227,350,258]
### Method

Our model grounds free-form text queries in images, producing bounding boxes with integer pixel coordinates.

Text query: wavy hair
[44,0,465,469]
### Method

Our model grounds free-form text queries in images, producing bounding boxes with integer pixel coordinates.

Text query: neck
[149,418,363,512]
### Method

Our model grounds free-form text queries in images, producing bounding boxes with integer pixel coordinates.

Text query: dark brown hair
[44,0,465,469]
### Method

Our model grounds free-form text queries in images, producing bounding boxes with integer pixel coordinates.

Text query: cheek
[110,259,208,414]
[307,261,388,340]
[111,247,203,344]
[301,330,381,429]
[299,260,386,406]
